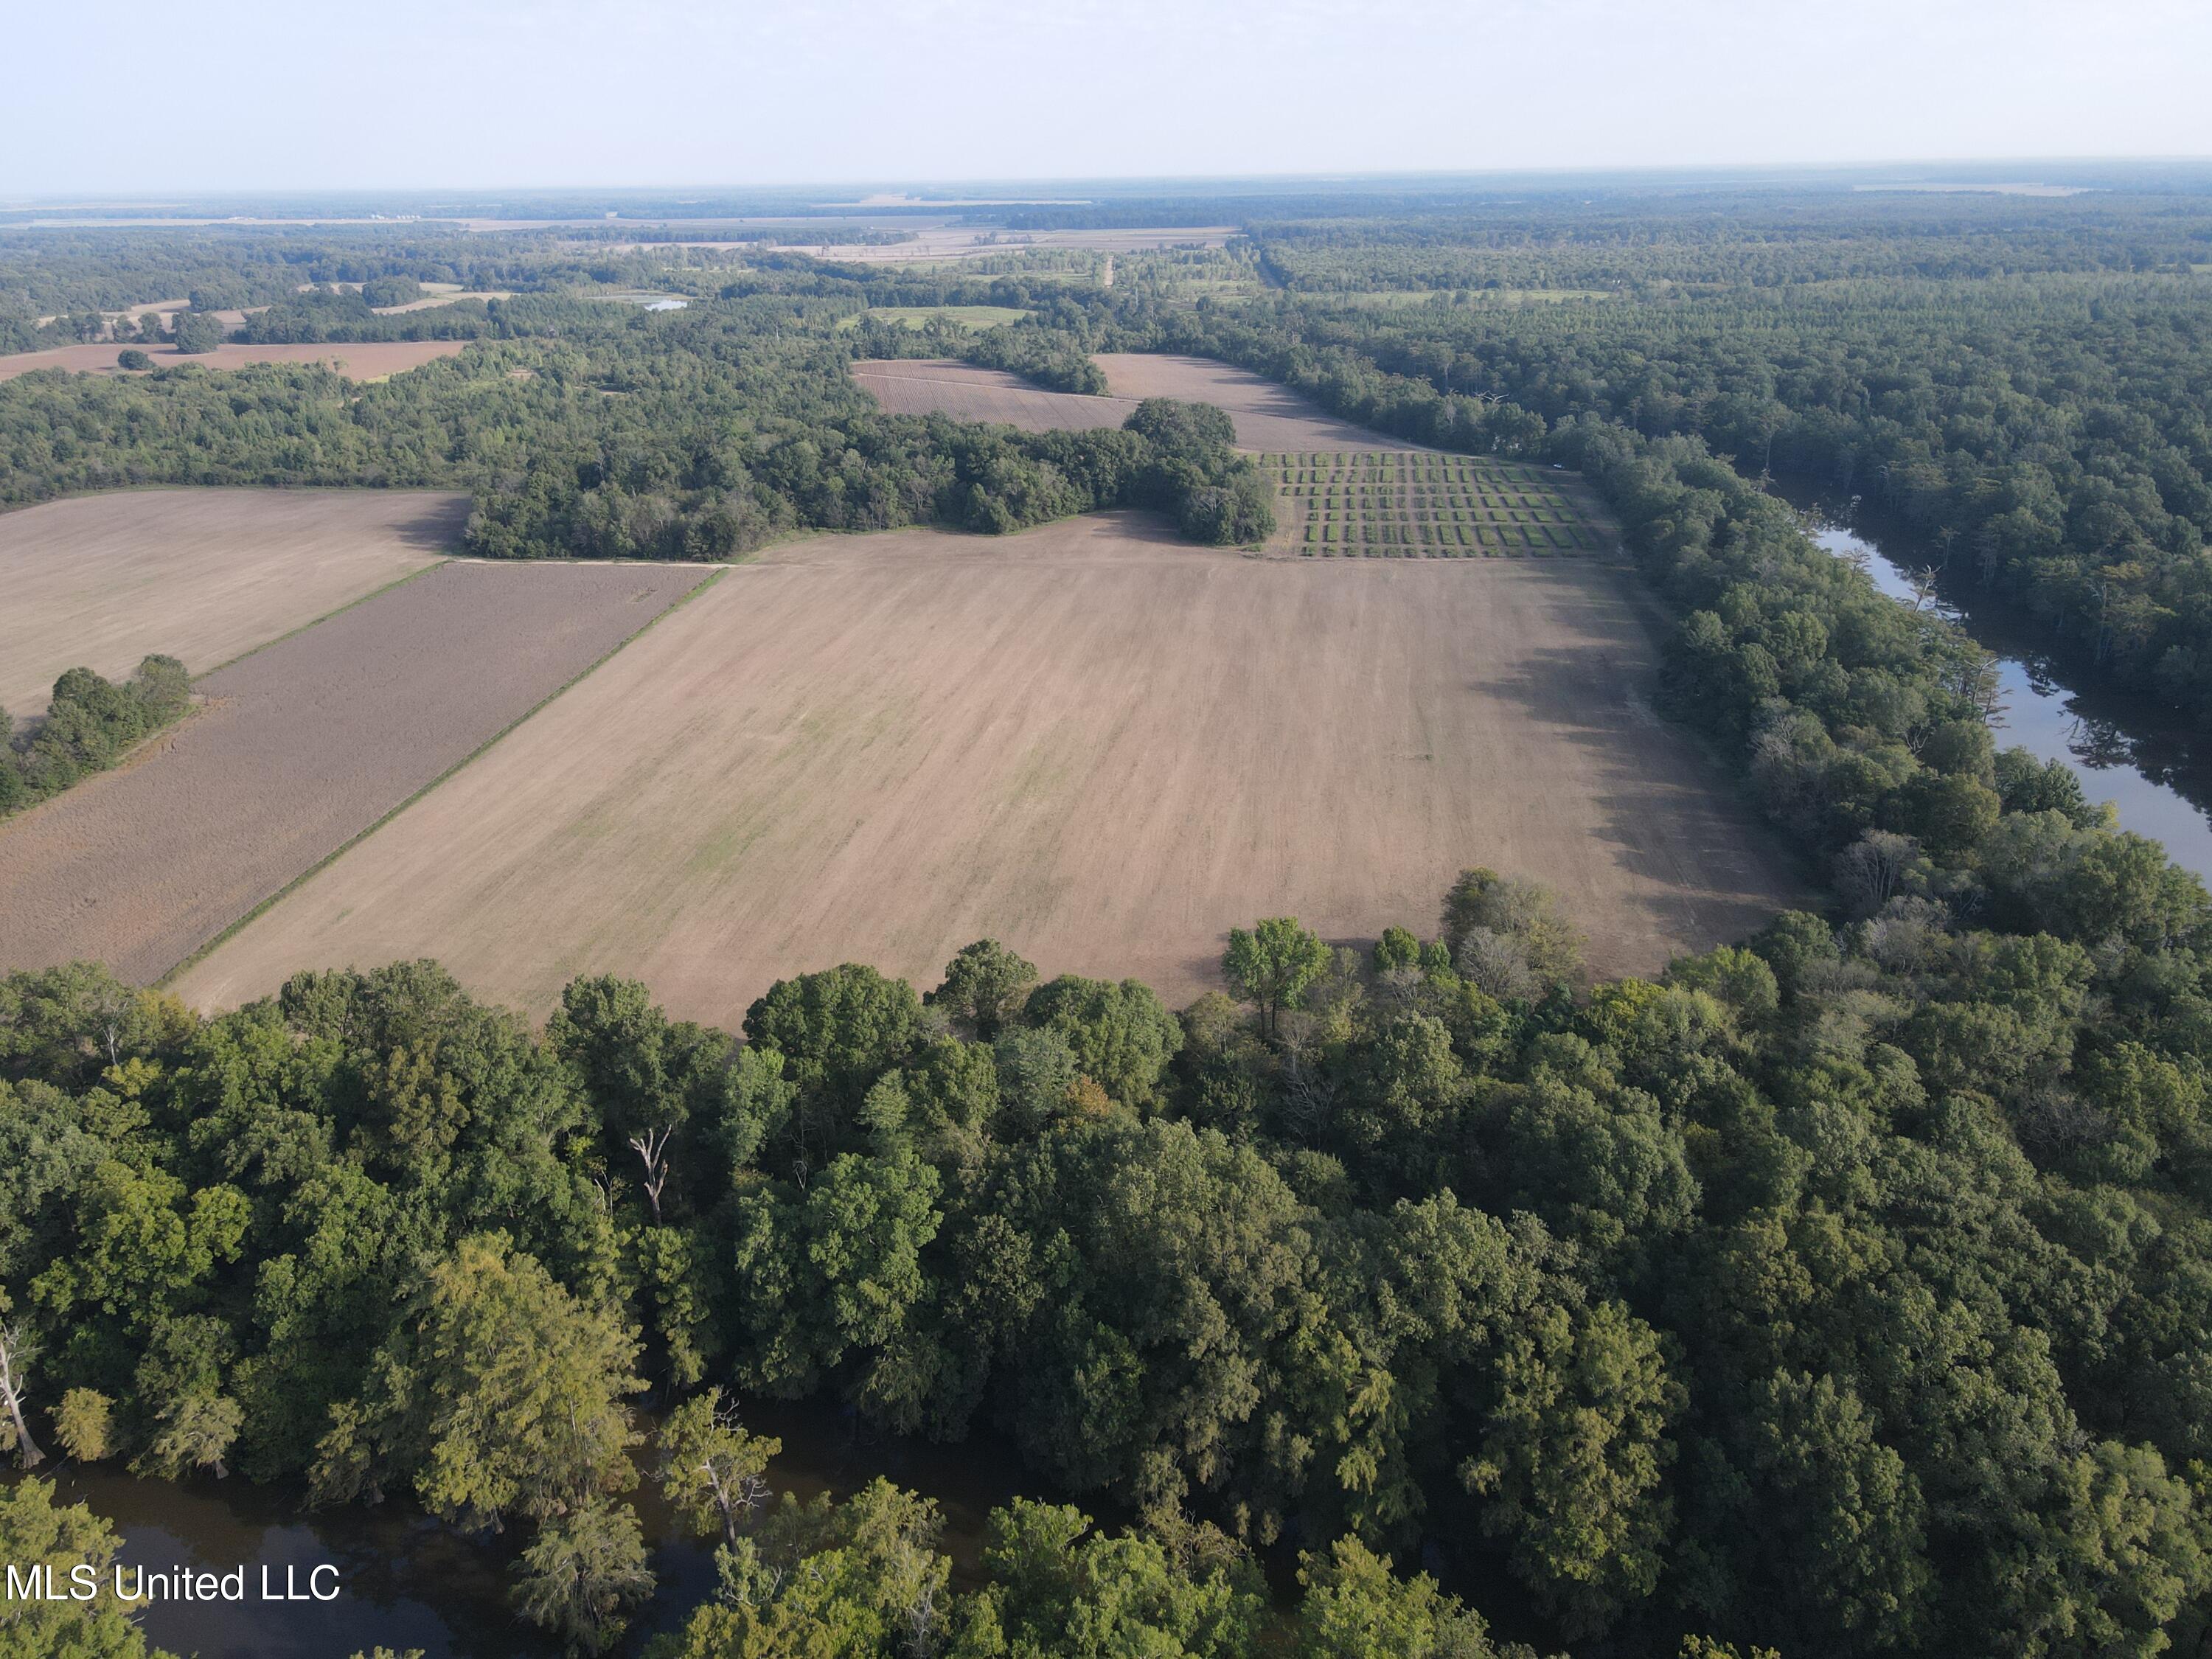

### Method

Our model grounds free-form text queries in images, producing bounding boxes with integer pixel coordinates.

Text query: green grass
[1257,451,1604,559]
[834,305,1032,333]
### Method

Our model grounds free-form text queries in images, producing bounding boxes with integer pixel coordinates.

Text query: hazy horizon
[11,0,2212,197]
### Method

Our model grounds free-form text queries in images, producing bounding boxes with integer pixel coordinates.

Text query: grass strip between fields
[157,563,731,990]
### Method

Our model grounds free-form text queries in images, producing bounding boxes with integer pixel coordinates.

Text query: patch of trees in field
[0,295,1269,551]
[229,285,497,344]
[0,658,192,817]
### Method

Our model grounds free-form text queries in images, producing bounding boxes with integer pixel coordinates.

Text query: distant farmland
[0,560,711,981]
[0,488,465,716]
[0,338,468,383]
[1094,353,1418,451]
[851,359,1139,431]
[849,352,1421,453]
[835,305,1032,332]
[173,513,1797,1027]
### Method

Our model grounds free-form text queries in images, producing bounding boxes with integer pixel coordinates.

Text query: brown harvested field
[0,561,712,984]
[852,359,1138,431]
[1,489,467,717]
[1095,353,1420,452]
[173,513,1799,1028]
[0,339,467,383]
[372,285,514,315]
[849,352,1421,454]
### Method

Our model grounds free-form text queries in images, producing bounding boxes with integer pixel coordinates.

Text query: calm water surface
[17,1398,1048,1658]
[1785,488,2212,883]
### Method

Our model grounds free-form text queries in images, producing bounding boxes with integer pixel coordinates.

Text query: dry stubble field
[0,339,468,383]
[0,561,710,983]
[1094,353,1421,452]
[173,513,1798,1028]
[0,489,467,716]
[851,360,1141,431]
[850,353,1421,453]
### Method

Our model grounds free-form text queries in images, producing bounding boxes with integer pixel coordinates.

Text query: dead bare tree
[628,1125,675,1225]
[0,1321,44,1468]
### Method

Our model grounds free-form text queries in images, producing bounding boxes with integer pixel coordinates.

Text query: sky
[8,0,2211,197]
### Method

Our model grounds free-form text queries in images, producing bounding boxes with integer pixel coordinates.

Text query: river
[1783,487,2212,883]
[15,1397,1051,1658]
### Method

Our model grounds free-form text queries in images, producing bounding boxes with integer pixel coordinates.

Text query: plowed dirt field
[1,489,465,717]
[173,514,1798,1026]
[0,560,711,982]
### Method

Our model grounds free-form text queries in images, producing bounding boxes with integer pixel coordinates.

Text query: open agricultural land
[849,352,1424,453]
[0,560,709,982]
[1262,451,1604,556]
[1095,352,1420,451]
[370,282,515,313]
[173,512,1798,1028]
[0,338,468,382]
[852,358,1141,430]
[0,488,466,716]
[835,305,1032,332]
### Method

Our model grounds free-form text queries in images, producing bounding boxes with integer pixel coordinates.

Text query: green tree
[511,1495,653,1655]
[1295,1536,1505,1658]
[310,1235,642,1530]
[658,1387,781,1547]
[1222,918,1332,1039]
[1023,975,1183,1109]
[1464,1299,1683,1638]
[52,1387,115,1462]
[728,1152,942,1408]
[170,310,224,353]
[0,1478,171,1657]
[926,939,1039,1040]
[977,1498,1267,1658]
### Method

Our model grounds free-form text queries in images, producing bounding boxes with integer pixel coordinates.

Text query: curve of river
[1786,489,2212,884]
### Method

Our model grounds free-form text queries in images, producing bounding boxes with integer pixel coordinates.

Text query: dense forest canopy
[5,175,2212,1658]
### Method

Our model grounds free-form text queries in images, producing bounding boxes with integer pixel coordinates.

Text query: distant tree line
[1216,248,2212,722]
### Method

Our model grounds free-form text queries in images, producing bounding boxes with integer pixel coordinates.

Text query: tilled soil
[174,515,1800,1026]
[0,339,467,383]
[1,488,466,717]
[851,359,1139,432]
[0,560,712,983]
[849,353,1425,454]
[1093,353,1425,452]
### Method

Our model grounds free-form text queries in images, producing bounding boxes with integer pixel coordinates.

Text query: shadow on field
[1472,636,1799,948]
[394,493,474,552]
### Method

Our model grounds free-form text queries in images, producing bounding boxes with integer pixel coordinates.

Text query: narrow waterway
[1785,489,2212,883]
[15,1396,1051,1659]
